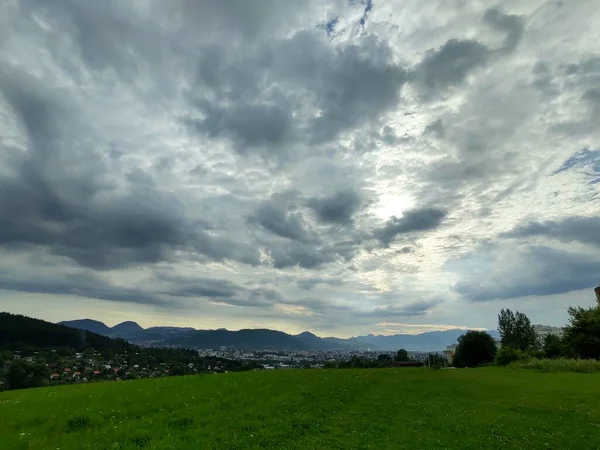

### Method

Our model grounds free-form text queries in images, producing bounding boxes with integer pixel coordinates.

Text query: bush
[496,347,528,366]
[509,358,600,373]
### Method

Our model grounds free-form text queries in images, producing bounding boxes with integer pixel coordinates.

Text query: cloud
[452,245,600,301]
[248,200,316,244]
[0,67,260,270]
[296,277,345,290]
[503,216,600,248]
[374,208,447,247]
[483,7,525,53]
[185,31,407,157]
[554,148,600,184]
[0,268,169,307]
[367,300,440,317]
[411,39,490,99]
[307,190,361,225]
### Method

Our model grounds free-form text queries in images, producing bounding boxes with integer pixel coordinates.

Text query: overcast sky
[0,0,599,337]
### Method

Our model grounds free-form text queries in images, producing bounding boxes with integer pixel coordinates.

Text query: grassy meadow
[1,368,600,449]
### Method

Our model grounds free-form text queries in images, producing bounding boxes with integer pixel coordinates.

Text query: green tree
[563,304,600,360]
[453,331,497,368]
[7,360,49,390]
[425,353,447,369]
[377,353,392,362]
[542,334,565,359]
[395,349,410,362]
[498,309,539,352]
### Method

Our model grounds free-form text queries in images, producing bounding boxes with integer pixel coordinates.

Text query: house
[93,370,101,376]
[63,368,71,373]
[50,373,60,380]
[73,372,81,378]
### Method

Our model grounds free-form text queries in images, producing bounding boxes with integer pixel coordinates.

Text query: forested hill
[0,312,132,352]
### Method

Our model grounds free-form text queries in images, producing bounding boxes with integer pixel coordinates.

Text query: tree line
[453,288,600,367]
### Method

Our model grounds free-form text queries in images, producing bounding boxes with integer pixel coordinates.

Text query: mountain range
[58,319,499,352]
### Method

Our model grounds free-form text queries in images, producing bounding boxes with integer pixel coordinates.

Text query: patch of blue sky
[555,148,600,184]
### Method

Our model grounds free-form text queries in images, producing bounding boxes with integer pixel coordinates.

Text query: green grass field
[1,368,600,449]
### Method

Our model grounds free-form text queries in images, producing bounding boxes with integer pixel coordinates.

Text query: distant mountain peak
[297,331,318,337]
[111,321,144,334]
[59,319,111,335]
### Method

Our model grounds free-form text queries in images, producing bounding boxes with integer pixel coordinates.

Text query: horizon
[3,310,543,339]
[1,1,598,338]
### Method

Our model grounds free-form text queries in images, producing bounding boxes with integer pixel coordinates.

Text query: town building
[532,325,564,338]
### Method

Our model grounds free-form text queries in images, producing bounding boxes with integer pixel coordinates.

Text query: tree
[542,334,565,359]
[453,331,497,368]
[377,353,392,362]
[395,349,410,362]
[425,353,447,369]
[498,309,539,352]
[563,304,600,360]
[6,360,49,390]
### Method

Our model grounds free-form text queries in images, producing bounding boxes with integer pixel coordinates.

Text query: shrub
[495,347,527,366]
[509,358,600,373]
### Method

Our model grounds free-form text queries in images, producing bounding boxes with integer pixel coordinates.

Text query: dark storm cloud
[374,208,447,247]
[186,32,407,156]
[0,69,260,269]
[0,271,168,306]
[410,8,524,99]
[411,39,490,98]
[454,246,600,301]
[188,101,293,153]
[155,274,285,308]
[503,216,600,248]
[248,201,316,244]
[307,190,361,225]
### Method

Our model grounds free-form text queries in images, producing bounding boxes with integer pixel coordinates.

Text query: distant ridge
[58,318,491,351]
[110,321,144,335]
[58,319,111,336]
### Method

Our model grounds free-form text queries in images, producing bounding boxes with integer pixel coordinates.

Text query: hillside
[1,313,131,352]
[57,319,111,336]
[354,329,501,350]
[1,368,599,449]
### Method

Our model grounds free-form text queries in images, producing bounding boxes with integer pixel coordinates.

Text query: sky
[0,0,599,338]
